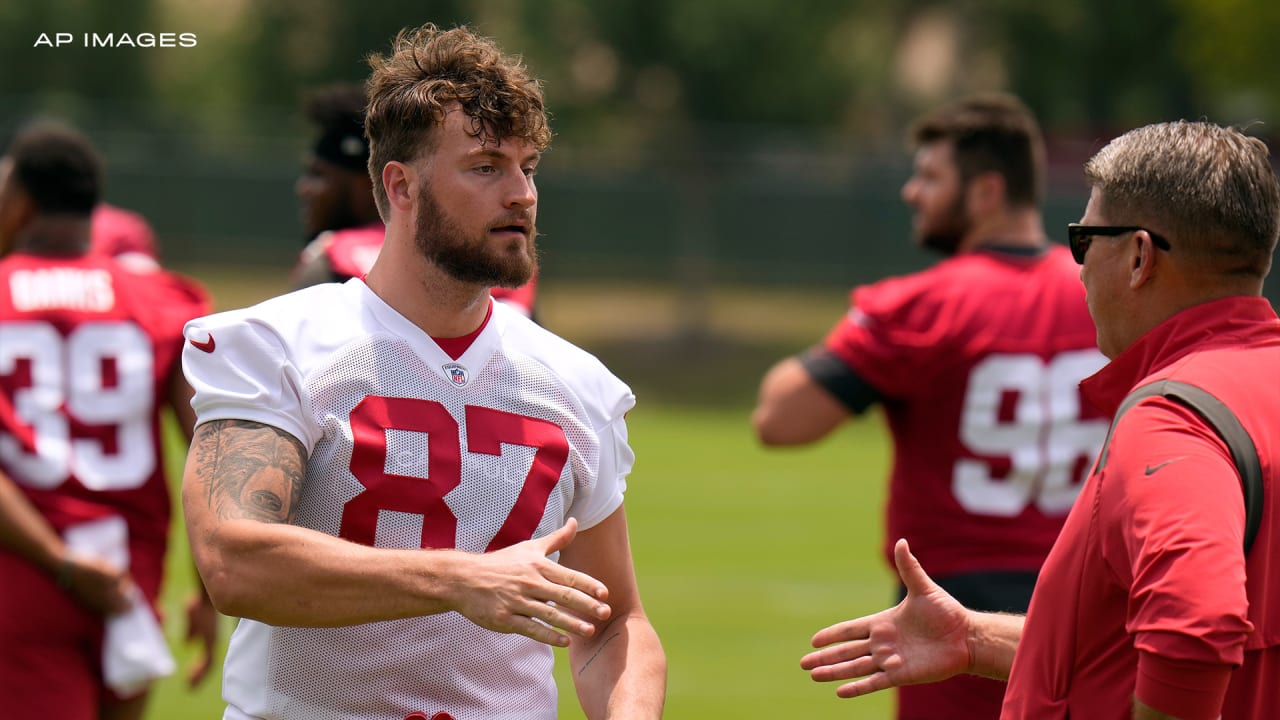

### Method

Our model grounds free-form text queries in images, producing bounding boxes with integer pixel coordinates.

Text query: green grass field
[143,272,902,719]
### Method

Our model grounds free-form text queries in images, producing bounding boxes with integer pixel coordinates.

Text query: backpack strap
[1095,379,1263,554]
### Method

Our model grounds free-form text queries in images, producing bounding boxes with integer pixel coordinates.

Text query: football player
[0,121,217,720]
[754,93,1108,720]
[182,24,665,720]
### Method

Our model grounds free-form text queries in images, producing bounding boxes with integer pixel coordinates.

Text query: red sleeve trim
[1134,651,1232,720]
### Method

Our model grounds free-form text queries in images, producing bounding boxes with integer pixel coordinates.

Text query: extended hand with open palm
[801,539,974,698]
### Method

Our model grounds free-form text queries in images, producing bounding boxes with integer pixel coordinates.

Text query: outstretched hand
[452,518,612,647]
[800,538,972,698]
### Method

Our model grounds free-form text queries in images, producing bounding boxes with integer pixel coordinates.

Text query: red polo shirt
[1003,296,1280,719]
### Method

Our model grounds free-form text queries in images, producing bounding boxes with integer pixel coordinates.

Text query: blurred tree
[0,0,154,126]
[994,0,1198,132]
[1172,0,1280,123]
[7,0,1279,148]
[524,0,905,146]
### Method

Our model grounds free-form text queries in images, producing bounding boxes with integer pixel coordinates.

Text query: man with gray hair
[801,120,1280,719]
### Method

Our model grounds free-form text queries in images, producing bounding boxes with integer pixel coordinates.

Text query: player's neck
[364,240,491,338]
[959,208,1047,253]
[354,210,383,228]
[13,216,92,256]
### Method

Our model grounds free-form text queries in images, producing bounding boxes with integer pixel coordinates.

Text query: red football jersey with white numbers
[824,245,1107,578]
[183,279,634,720]
[0,252,210,601]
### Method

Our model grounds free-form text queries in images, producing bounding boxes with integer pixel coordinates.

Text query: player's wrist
[962,609,981,674]
[418,548,470,612]
[53,551,76,589]
[964,610,1021,680]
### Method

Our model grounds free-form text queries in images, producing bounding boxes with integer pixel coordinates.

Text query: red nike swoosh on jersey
[189,333,216,353]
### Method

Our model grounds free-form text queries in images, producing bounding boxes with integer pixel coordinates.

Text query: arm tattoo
[191,420,307,523]
[577,631,621,676]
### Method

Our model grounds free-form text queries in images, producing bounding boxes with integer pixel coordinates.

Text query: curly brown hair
[364,23,552,219]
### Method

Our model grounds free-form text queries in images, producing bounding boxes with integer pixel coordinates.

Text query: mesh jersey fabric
[182,279,635,720]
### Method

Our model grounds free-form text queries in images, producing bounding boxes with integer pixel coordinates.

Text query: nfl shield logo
[442,363,469,387]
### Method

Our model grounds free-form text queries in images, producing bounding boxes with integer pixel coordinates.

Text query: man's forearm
[570,610,667,719]
[192,519,462,626]
[966,610,1025,680]
[183,418,460,626]
[0,473,65,575]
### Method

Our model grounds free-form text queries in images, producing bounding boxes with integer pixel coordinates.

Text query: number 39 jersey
[183,278,635,720]
[0,252,210,601]
[823,246,1108,578]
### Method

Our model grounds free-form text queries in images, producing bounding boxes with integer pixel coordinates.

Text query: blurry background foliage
[3,0,1279,294]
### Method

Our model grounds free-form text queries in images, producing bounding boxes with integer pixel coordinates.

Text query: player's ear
[966,172,1004,214]
[381,161,416,214]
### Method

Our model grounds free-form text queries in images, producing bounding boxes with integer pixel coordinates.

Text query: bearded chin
[917,199,970,257]
[920,229,964,256]
[427,233,538,287]
[414,186,538,287]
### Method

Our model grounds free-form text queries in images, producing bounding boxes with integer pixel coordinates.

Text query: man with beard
[179,24,665,720]
[802,119,1280,720]
[291,83,539,317]
[752,93,1104,720]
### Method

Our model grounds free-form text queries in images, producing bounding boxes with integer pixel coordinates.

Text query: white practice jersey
[182,279,636,720]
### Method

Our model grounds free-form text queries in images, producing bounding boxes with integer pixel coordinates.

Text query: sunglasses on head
[1067,224,1172,264]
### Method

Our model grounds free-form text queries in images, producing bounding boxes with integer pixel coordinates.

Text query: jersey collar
[352,279,509,389]
[1080,296,1279,415]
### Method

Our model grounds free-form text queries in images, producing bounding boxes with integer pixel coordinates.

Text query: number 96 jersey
[182,278,635,720]
[824,246,1108,579]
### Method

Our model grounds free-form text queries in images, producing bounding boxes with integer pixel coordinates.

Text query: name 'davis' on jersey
[9,268,115,312]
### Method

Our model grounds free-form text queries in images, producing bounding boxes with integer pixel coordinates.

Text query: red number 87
[341,396,570,552]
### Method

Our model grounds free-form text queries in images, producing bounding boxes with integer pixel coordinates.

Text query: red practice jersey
[296,222,385,283]
[0,252,209,601]
[823,245,1107,578]
[90,203,160,269]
